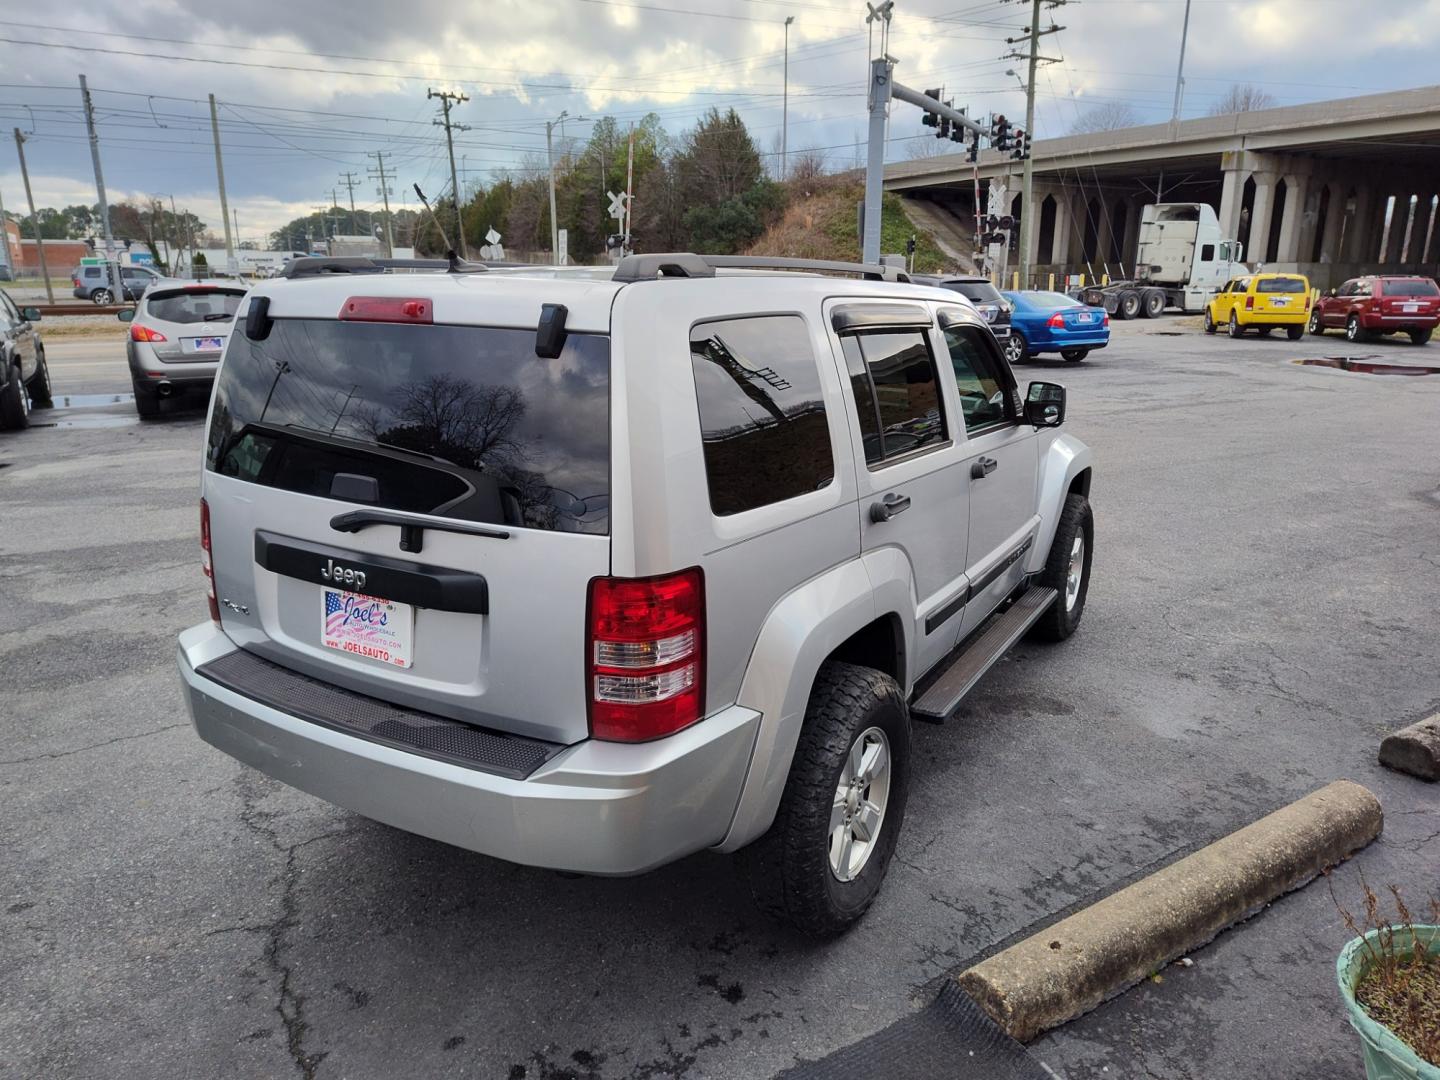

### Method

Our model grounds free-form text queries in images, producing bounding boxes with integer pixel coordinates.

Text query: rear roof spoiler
[281,256,488,278]
[613,253,910,284]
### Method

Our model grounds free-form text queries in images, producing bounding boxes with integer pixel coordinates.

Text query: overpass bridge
[885,85,1440,289]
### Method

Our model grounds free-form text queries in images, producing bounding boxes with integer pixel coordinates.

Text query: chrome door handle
[870,492,911,523]
[971,456,998,480]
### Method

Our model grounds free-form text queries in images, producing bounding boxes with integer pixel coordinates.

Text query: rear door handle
[869,492,911,523]
[971,456,998,480]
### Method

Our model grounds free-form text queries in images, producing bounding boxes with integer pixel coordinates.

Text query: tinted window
[84,267,101,278]
[1200,244,1215,261]
[945,281,1002,304]
[689,315,833,516]
[841,330,947,466]
[1257,277,1305,293]
[943,325,1011,433]
[147,290,245,324]
[1381,279,1440,297]
[207,320,611,534]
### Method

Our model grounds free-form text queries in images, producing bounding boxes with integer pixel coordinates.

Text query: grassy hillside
[744,176,956,274]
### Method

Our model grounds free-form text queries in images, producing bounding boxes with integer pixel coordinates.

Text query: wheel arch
[1025,434,1094,576]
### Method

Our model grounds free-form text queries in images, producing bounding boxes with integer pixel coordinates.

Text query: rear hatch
[946,280,1010,330]
[141,285,246,363]
[1379,278,1440,319]
[1255,276,1307,315]
[202,306,612,745]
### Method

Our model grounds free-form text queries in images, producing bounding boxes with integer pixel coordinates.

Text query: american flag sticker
[321,588,414,668]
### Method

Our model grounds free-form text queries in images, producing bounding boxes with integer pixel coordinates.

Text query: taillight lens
[130,323,167,342]
[338,296,432,323]
[1047,312,1065,328]
[1102,312,1111,327]
[1245,295,1254,310]
[587,568,704,742]
[200,498,221,624]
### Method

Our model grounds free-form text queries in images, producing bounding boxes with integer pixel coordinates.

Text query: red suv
[1309,275,1440,345]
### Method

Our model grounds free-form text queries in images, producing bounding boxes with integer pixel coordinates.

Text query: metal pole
[1170,0,1192,126]
[13,129,52,302]
[208,93,235,272]
[371,151,395,258]
[0,181,9,280]
[79,75,123,302]
[862,57,890,265]
[782,16,794,180]
[546,117,560,262]
[624,123,635,254]
[1017,0,1042,289]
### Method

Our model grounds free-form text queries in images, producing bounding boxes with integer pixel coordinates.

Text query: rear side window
[84,267,100,278]
[1257,278,1305,293]
[689,315,833,516]
[840,330,947,467]
[1381,279,1440,297]
[207,320,611,534]
[1200,244,1215,261]
[147,290,245,324]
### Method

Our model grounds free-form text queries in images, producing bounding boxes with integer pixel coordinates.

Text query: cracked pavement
[2,322,1437,1079]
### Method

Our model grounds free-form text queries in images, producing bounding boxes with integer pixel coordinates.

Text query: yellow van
[1203,273,1312,339]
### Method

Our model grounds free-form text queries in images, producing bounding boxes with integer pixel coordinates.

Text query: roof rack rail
[280,255,489,279]
[612,253,910,284]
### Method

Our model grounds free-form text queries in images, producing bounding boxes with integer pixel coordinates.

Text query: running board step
[910,586,1058,721]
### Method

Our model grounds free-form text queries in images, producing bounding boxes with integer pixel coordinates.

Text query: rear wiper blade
[202,312,235,322]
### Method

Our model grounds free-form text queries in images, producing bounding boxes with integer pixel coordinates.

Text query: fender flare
[1025,432,1094,575]
[714,553,914,853]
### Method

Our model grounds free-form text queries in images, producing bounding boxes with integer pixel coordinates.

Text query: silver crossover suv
[120,280,247,418]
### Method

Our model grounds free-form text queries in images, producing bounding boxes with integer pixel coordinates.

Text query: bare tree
[1206,83,1277,117]
[787,148,829,181]
[1069,102,1140,135]
[906,135,958,160]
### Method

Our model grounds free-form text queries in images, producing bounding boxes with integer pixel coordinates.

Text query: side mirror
[21,307,41,322]
[117,309,135,323]
[1025,381,1066,427]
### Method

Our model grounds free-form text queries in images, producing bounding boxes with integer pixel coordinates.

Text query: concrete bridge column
[1319,181,1346,263]
[1409,194,1434,264]
[1247,172,1278,264]
[1051,191,1074,268]
[1275,174,1310,263]
[1218,164,1245,242]
[1342,186,1375,262]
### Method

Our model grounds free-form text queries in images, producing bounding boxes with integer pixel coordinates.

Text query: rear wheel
[1346,315,1366,343]
[26,353,53,409]
[92,288,113,305]
[1228,311,1243,338]
[1118,291,1140,320]
[1005,331,1028,365]
[1060,347,1089,362]
[1409,329,1432,346]
[1141,289,1166,318]
[131,377,161,420]
[1286,325,1304,341]
[742,661,911,938]
[1029,493,1093,643]
[1203,308,1217,334]
[0,364,31,430]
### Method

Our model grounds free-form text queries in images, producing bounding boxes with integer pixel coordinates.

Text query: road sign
[557,228,568,266]
[485,227,501,246]
[607,191,628,222]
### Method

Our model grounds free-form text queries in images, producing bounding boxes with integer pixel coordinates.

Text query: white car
[120,279,247,419]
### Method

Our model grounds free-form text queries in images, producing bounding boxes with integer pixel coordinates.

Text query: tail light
[1102,312,1111,327]
[1304,293,1311,310]
[1245,295,1254,310]
[587,568,704,742]
[339,297,432,323]
[201,498,221,625]
[130,324,167,342]
[1047,312,1066,328]
[72,277,81,287]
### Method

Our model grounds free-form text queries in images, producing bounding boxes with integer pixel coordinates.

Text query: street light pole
[546,110,569,264]
[12,129,52,302]
[782,15,795,180]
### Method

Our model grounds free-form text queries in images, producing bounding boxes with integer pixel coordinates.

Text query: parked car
[910,274,1012,340]
[1308,275,1439,344]
[71,262,163,304]
[1203,272,1311,339]
[1000,290,1110,363]
[0,287,52,431]
[177,253,1094,936]
[118,279,247,419]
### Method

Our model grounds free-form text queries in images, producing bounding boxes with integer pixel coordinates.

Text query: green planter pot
[1337,925,1440,1080]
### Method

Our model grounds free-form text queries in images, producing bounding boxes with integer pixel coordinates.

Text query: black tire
[26,352,53,409]
[92,288,113,305]
[1227,311,1243,338]
[742,661,911,938]
[1005,331,1028,366]
[1286,325,1304,341]
[132,377,161,420]
[1141,289,1165,318]
[1203,308,1217,334]
[1409,329,1432,346]
[1060,347,1089,362]
[1346,315,1366,343]
[1029,492,1093,643]
[1118,291,1140,320]
[0,363,31,430]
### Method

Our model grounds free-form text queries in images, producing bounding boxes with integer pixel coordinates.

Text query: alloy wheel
[828,727,892,883]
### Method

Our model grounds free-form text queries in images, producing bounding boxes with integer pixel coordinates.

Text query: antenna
[412,184,480,273]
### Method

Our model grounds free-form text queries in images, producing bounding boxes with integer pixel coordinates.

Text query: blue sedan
[1000,290,1110,364]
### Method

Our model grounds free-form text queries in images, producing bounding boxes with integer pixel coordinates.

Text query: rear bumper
[177,622,761,874]
[1239,310,1307,326]
[1034,334,1109,352]
[1361,314,1439,331]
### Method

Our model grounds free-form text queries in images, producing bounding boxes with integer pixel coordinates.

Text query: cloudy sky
[2,0,1437,241]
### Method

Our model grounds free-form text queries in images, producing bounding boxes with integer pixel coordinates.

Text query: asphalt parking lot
[3,318,1438,1080]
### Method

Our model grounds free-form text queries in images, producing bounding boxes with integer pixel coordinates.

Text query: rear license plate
[188,336,224,351]
[1271,298,1290,306]
[1403,303,1420,312]
[1076,312,1095,323]
[322,589,414,668]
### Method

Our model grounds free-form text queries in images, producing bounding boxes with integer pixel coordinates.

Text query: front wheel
[742,661,911,938]
[1286,325,1304,341]
[1005,332,1028,365]
[1227,311,1243,338]
[1308,310,1325,336]
[1203,308,1217,334]
[26,353,53,409]
[1028,492,1093,642]
[92,288,113,305]
[1060,347,1089,362]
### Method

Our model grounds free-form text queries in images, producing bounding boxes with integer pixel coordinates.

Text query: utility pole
[545,110,569,264]
[1157,0,1192,203]
[1006,0,1066,288]
[79,75,124,302]
[208,93,235,273]
[12,129,52,301]
[428,88,470,258]
[0,174,10,281]
[782,15,795,180]
[624,123,636,252]
[367,150,396,257]
[339,170,359,214]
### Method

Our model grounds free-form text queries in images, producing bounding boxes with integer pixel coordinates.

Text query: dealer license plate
[188,336,225,351]
[1270,297,1290,306]
[1076,311,1095,323]
[1403,303,1420,312]
[322,589,414,668]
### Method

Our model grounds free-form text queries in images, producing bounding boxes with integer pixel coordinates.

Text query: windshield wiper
[203,312,235,322]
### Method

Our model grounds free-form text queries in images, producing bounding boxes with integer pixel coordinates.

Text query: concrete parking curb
[955,779,1383,1043]
[1379,714,1440,781]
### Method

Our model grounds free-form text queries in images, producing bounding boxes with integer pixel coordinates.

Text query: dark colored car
[910,274,1011,340]
[1309,275,1440,344]
[1001,290,1110,364]
[0,288,53,431]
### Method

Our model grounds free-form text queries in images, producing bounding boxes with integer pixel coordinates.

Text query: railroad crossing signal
[607,190,628,223]
[485,227,502,246]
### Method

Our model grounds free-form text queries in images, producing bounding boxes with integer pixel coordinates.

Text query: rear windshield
[945,281,1002,304]
[147,289,245,324]
[206,320,610,534]
[1381,279,1440,297]
[1257,278,1306,293]
[1025,291,1081,308]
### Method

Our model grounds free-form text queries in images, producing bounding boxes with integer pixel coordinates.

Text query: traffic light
[992,114,1011,152]
[1011,128,1028,160]
[922,89,942,129]
[967,131,980,163]
[905,235,917,257]
[950,104,967,142]
[937,115,951,140]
